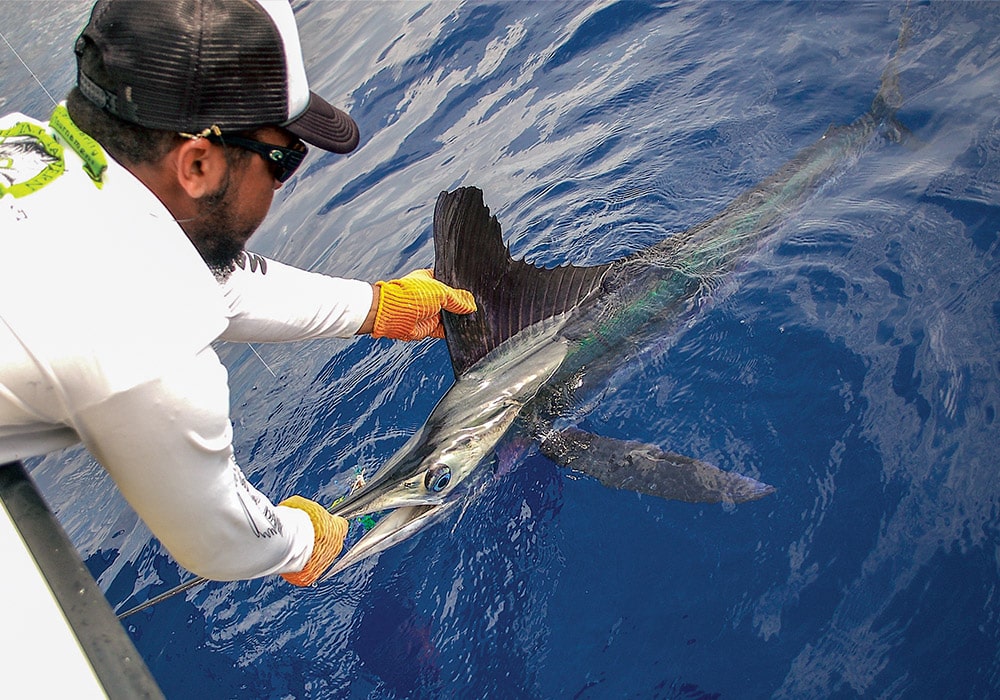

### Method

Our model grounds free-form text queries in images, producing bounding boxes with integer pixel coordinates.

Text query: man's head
[70,0,360,273]
[74,0,358,153]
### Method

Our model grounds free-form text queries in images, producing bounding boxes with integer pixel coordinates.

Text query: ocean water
[3,1,999,698]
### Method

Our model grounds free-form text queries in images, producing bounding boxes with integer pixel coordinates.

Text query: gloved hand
[372,269,477,340]
[279,495,349,587]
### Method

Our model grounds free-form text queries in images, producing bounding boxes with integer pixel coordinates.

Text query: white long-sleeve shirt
[0,109,373,580]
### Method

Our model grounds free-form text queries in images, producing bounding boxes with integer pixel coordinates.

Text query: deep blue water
[3,1,999,697]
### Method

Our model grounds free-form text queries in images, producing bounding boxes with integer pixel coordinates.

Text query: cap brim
[286,92,360,154]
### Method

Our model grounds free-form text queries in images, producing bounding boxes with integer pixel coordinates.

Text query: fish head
[332,427,480,518]
[323,382,522,577]
[324,321,570,577]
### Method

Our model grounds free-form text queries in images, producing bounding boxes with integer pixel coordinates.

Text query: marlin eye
[425,466,452,493]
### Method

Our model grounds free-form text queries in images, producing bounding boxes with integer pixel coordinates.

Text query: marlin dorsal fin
[434,187,612,376]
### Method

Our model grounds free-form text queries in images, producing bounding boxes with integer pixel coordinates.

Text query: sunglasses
[207,133,308,183]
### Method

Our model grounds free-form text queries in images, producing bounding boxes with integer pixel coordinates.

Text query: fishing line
[247,342,277,377]
[0,29,59,108]
[117,574,207,620]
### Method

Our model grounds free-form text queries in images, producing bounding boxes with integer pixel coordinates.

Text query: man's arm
[219,253,375,343]
[71,345,334,581]
[219,253,476,343]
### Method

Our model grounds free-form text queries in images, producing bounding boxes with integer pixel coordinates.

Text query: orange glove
[279,495,349,587]
[372,269,477,340]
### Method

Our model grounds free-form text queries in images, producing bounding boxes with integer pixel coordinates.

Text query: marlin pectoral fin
[539,427,775,505]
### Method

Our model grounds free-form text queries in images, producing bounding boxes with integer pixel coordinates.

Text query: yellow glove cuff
[279,495,349,587]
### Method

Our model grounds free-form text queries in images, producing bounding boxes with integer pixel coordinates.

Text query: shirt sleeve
[219,252,374,343]
[70,345,316,581]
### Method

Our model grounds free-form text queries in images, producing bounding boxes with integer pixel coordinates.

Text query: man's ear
[174,138,227,199]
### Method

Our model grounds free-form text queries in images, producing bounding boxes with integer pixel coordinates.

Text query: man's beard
[186,184,257,280]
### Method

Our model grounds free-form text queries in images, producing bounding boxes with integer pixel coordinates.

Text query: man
[0,0,476,587]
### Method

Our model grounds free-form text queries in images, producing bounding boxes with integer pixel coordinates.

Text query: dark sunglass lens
[269,142,307,182]
[208,134,307,182]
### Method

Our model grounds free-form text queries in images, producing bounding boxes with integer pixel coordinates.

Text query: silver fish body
[325,48,908,576]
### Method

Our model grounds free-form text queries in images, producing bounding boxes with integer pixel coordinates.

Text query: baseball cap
[74,0,360,154]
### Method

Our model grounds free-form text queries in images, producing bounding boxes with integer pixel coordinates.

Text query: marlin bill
[324,46,908,577]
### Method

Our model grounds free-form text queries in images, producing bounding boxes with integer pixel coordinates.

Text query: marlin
[325,43,908,576]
